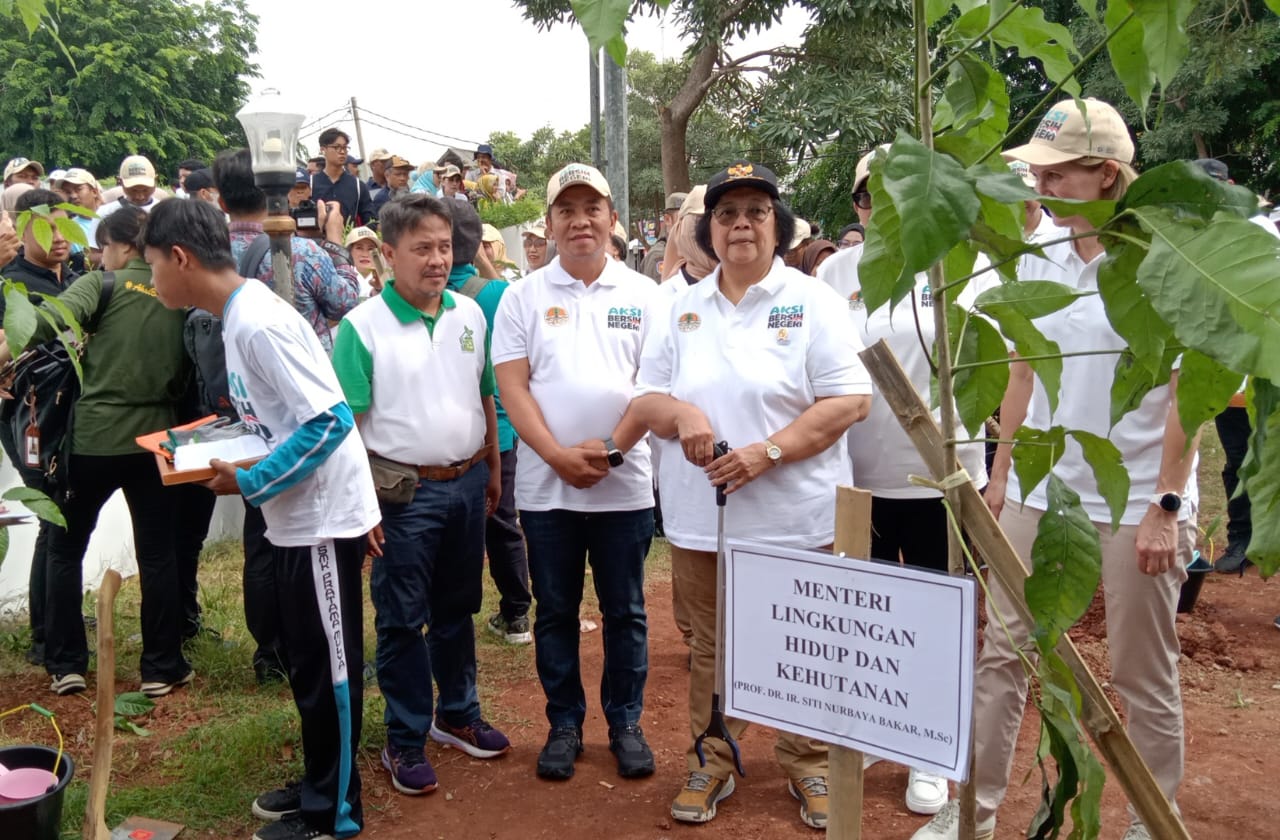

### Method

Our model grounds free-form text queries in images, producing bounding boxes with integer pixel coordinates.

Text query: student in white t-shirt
[913,99,1195,840]
[142,198,380,840]
[633,160,872,831]
[492,163,657,784]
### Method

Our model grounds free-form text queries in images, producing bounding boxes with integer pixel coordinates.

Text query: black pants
[172,483,216,638]
[0,421,53,656]
[275,537,366,837]
[45,452,189,681]
[243,501,288,674]
[870,495,949,573]
[485,445,531,621]
[1215,406,1253,548]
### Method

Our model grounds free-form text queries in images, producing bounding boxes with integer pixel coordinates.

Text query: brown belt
[418,446,490,481]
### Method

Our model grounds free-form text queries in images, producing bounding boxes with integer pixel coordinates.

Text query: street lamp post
[236,89,305,306]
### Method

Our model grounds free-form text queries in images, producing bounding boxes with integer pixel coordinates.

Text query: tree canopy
[0,0,258,179]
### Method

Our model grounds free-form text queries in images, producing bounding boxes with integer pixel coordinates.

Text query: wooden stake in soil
[826,486,873,840]
[84,569,122,840]
[858,340,1191,840]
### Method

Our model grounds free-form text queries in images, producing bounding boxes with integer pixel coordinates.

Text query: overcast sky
[244,0,809,166]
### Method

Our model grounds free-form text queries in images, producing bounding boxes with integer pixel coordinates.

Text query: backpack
[183,234,270,418]
[1,271,117,494]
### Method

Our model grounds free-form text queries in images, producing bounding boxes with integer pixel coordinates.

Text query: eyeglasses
[325,145,349,153]
[711,205,773,224]
[852,191,872,210]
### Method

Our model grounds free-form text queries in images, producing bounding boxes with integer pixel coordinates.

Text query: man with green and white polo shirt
[332,194,510,799]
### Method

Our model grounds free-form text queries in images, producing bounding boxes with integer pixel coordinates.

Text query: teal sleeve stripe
[239,402,355,506]
[331,320,373,414]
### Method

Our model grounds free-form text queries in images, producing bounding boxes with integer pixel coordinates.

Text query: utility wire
[299,105,351,134]
[357,106,483,149]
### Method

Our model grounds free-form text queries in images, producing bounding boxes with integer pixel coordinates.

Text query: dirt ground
[352,563,1278,840]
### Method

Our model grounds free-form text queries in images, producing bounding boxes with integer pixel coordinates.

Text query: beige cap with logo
[1003,98,1135,166]
[546,163,612,207]
[119,155,157,188]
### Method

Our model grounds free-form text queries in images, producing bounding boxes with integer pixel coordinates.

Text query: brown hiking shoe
[789,776,829,829]
[670,771,735,823]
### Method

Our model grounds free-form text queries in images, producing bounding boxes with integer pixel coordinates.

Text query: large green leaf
[1096,219,1171,374]
[1031,652,1105,838]
[859,152,913,314]
[1121,161,1259,222]
[1011,425,1067,504]
[942,240,979,288]
[1026,475,1103,645]
[1131,0,1193,90]
[114,691,156,718]
[973,167,1036,205]
[882,133,982,284]
[952,306,1010,438]
[1241,380,1280,577]
[975,280,1090,319]
[1036,197,1117,229]
[570,0,629,60]
[974,303,1063,413]
[972,193,1029,282]
[1132,208,1280,382]
[3,287,37,359]
[989,7,1082,95]
[54,216,86,249]
[1176,351,1245,441]
[1110,348,1176,428]
[1068,430,1130,531]
[1105,0,1155,113]
[940,55,1009,154]
[0,525,8,565]
[2,486,66,528]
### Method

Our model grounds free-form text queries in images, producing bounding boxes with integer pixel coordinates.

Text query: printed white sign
[723,540,975,781]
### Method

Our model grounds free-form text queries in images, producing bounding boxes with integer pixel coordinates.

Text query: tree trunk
[660,44,719,195]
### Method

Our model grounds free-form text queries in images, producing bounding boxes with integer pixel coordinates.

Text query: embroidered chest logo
[607,306,642,331]
[677,312,701,333]
[459,326,476,353]
[767,304,804,329]
[848,291,863,311]
[227,371,274,442]
[776,328,789,345]
[919,284,933,308]
[544,306,569,326]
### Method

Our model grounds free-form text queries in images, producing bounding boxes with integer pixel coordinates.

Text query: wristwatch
[604,437,624,468]
[1149,492,1182,513]
[764,439,783,468]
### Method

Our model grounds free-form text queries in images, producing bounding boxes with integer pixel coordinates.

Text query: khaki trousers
[973,503,1186,825]
[670,545,828,780]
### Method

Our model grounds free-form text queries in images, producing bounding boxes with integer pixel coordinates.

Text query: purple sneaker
[429,717,511,759]
[381,743,438,795]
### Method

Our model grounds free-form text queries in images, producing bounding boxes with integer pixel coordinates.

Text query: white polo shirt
[636,257,873,552]
[222,280,380,547]
[491,256,655,512]
[332,283,493,466]
[1005,239,1185,525]
[818,247,990,498]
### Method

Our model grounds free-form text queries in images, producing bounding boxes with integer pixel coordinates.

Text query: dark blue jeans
[521,507,653,730]
[372,462,488,749]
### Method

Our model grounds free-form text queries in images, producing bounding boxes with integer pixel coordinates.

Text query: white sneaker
[910,800,995,840]
[1121,825,1151,840]
[905,768,949,815]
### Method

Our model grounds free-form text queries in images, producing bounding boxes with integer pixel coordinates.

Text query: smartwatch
[1149,492,1182,513]
[604,437,624,468]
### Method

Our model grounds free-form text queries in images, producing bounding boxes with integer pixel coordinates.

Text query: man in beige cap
[640,191,688,281]
[439,164,467,203]
[371,155,414,218]
[366,148,393,193]
[4,157,45,188]
[98,154,162,224]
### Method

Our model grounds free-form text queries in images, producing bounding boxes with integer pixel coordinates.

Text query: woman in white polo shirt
[912,99,1194,840]
[634,160,872,831]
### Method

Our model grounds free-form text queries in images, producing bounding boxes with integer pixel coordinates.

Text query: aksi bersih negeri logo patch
[459,325,476,352]
[1033,109,1069,143]
[558,166,595,189]
[767,304,803,329]
[848,291,864,311]
[677,312,701,332]
[607,306,642,330]
[544,306,569,326]
[920,284,933,308]
[124,162,150,178]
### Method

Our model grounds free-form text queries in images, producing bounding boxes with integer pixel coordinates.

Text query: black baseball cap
[704,160,780,209]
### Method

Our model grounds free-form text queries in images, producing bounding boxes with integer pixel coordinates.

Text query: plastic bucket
[1177,551,1213,614]
[0,745,74,840]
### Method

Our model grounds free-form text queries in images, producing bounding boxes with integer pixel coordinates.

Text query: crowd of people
[0,95,1278,840]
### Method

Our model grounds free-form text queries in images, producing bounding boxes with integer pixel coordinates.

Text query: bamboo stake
[826,486,874,840]
[859,340,1191,840]
[84,569,122,840]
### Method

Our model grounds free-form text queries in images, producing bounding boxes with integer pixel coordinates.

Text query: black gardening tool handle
[693,693,746,777]
[713,440,729,506]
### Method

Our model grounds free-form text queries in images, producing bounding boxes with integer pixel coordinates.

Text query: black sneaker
[536,725,583,780]
[252,780,302,821]
[25,642,45,667]
[252,816,334,840]
[609,723,655,778]
[1215,543,1252,575]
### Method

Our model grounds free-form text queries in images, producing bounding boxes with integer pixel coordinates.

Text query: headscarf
[662,185,717,281]
[800,239,837,276]
[2,182,35,215]
[477,173,501,202]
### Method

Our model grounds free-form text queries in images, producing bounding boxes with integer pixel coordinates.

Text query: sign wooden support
[84,570,122,840]
[858,339,1191,840]
[825,485,873,839]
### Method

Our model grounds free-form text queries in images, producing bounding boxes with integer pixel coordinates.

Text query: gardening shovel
[693,441,745,778]
[84,569,121,840]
